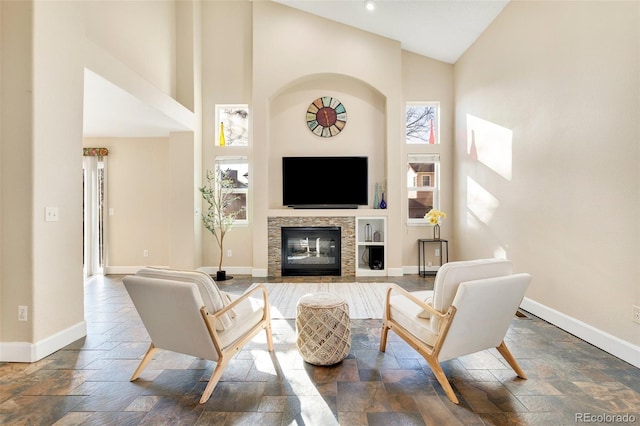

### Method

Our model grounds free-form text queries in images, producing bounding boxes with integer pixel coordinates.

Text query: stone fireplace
[268,216,356,277]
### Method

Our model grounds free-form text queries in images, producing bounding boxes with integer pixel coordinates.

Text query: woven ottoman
[296,292,351,365]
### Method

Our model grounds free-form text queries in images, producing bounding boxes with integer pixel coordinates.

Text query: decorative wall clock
[306,96,347,137]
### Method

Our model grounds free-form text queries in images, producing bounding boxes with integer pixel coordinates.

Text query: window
[407,154,440,222]
[215,156,249,224]
[406,102,439,144]
[216,104,249,146]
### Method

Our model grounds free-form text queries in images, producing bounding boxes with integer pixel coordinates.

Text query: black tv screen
[283,156,368,208]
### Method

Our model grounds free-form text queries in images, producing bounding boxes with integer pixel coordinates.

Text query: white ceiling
[274,0,509,64]
[83,0,508,138]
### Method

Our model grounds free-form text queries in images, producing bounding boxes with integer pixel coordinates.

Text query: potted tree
[199,167,243,281]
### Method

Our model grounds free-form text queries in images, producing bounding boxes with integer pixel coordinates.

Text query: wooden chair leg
[265,323,274,352]
[130,343,158,381]
[379,322,390,352]
[424,355,459,404]
[497,341,527,379]
[199,356,231,404]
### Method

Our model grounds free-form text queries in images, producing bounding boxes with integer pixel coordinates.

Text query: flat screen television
[282,156,368,208]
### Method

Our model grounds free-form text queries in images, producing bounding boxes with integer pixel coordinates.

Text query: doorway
[83,151,108,277]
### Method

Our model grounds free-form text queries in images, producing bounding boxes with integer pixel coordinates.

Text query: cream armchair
[123,268,273,404]
[380,259,531,404]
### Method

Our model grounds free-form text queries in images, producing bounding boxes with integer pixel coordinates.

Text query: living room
[1,0,638,383]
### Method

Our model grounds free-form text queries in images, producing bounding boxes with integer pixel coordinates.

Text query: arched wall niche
[267,73,387,209]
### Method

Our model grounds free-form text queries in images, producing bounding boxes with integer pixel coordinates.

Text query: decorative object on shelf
[379,192,387,209]
[373,230,381,242]
[219,122,226,146]
[306,96,347,137]
[365,223,372,242]
[425,209,447,240]
[373,183,380,209]
[199,167,244,281]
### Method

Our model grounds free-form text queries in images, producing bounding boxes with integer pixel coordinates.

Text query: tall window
[407,154,440,222]
[215,156,249,224]
[406,102,439,144]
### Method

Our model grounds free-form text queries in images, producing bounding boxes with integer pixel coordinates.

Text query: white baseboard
[252,268,268,277]
[387,267,404,277]
[521,297,640,368]
[197,266,254,276]
[0,321,87,363]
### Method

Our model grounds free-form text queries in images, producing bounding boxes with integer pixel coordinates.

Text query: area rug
[260,282,391,320]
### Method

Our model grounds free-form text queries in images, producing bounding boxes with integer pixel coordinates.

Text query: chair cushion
[418,259,513,324]
[217,292,267,349]
[135,268,235,331]
[416,296,434,319]
[389,290,438,348]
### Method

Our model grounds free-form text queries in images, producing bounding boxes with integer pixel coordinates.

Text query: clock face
[306,96,347,137]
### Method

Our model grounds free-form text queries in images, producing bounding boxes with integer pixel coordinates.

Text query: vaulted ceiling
[83,1,509,138]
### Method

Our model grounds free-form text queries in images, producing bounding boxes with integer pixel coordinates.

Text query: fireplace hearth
[281,226,341,276]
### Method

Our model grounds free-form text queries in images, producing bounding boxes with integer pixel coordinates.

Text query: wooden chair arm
[214,283,269,318]
[384,283,447,320]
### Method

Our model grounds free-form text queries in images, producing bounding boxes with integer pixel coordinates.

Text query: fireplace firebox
[281,227,341,276]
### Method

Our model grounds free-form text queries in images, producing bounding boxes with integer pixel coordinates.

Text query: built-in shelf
[355,217,386,277]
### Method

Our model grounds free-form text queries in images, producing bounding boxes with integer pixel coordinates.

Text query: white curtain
[83,149,108,276]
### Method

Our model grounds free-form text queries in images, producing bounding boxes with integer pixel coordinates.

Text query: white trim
[521,297,640,368]
[197,266,254,276]
[0,321,87,362]
[387,267,404,277]
[252,268,268,277]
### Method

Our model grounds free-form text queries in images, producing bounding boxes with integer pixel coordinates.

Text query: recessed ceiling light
[364,0,375,11]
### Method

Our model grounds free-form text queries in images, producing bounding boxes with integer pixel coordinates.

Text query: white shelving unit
[355,217,386,277]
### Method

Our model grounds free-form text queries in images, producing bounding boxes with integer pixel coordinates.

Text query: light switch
[45,207,59,222]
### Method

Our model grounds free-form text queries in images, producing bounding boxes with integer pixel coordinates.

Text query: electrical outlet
[633,305,640,324]
[227,250,233,257]
[143,250,149,257]
[435,248,440,257]
[18,305,28,321]
[45,207,59,222]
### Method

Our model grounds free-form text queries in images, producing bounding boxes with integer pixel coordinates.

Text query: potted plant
[199,167,243,281]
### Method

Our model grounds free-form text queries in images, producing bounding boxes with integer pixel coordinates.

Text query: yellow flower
[425,209,447,224]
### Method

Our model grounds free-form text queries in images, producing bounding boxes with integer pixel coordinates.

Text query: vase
[365,223,372,242]
[433,224,440,240]
[379,193,387,209]
[219,122,226,146]
[373,183,380,209]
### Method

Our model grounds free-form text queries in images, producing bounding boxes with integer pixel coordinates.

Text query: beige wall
[268,76,386,208]
[84,0,176,97]
[401,51,455,268]
[251,1,404,275]
[454,1,640,346]
[200,1,253,271]
[1,0,86,355]
[83,138,172,269]
[1,0,34,344]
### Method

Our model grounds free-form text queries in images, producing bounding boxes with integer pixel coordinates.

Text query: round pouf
[296,292,351,366]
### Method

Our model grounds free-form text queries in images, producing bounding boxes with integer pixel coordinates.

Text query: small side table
[418,239,449,277]
[296,292,351,365]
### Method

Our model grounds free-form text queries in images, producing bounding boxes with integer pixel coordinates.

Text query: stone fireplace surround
[268,216,356,277]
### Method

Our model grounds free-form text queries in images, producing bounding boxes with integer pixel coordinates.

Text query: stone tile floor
[1,274,639,425]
